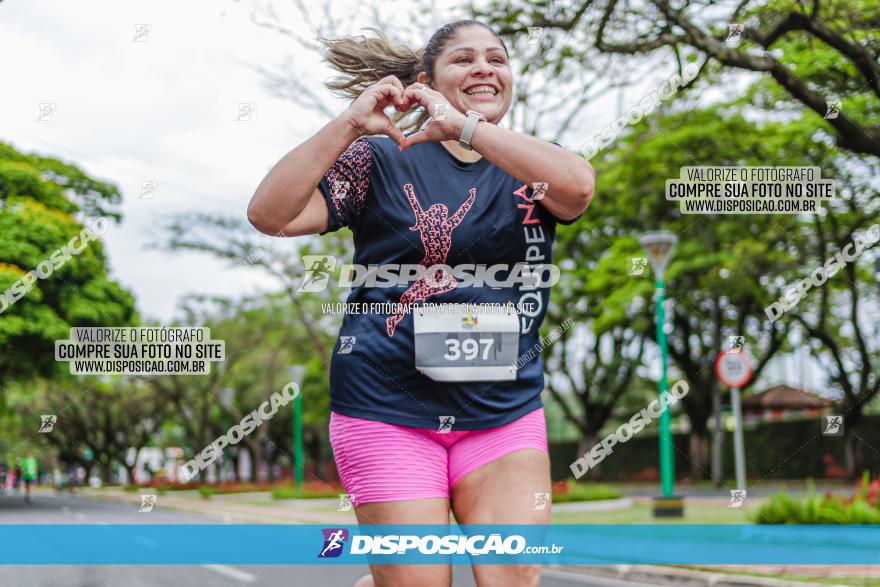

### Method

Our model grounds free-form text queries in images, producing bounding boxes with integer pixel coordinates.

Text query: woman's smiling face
[421,25,513,124]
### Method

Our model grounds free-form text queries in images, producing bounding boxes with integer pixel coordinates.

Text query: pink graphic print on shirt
[326,140,371,225]
[386,183,477,336]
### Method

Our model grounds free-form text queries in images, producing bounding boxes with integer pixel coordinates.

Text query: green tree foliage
[0,141,137,405]
[479,0,880,157]
[21,376,168,484]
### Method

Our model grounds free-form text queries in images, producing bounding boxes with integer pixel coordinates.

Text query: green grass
[551,500,760,524]
[239,498,342,512]
[552,481,623,503]
[121,484,167,495]
[270,485,344,500]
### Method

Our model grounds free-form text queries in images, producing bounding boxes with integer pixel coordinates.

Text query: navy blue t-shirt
[317,134,577,430]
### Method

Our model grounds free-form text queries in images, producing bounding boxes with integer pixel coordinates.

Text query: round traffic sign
[715,350,753,388]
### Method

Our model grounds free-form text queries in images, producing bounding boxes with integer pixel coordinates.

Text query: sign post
[715,350,753,492]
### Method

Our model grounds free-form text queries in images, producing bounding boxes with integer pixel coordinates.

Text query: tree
[480,0,880,157]
[143,292,333,484]
[0,141,137,405]
[784,154,880,476]
[21,376,167,484]
[550,102,843,479]
[545,321,647,475]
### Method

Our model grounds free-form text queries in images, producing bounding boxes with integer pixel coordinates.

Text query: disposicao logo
[318,528,349,558]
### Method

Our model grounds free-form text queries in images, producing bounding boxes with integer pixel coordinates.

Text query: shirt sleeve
[318,138,373,234]
[539,140,585,226]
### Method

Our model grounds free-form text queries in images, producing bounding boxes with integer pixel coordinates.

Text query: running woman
[248,20,594,587]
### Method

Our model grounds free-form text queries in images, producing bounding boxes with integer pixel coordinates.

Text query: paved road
[0,492,643,587]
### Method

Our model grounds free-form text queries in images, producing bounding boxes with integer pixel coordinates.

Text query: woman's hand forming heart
[398,82,467,151]
[342,75,412,149]
[341,77,467,151]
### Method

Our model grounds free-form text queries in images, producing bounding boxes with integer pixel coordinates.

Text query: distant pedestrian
[13,460,22,494]
[22,452,38,503]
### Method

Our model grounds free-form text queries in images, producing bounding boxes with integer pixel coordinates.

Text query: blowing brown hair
[320,20,509,133]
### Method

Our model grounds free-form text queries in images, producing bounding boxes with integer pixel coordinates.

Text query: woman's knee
[369,565,451,587]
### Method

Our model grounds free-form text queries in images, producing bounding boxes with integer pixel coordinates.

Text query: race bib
[413,304,520,382]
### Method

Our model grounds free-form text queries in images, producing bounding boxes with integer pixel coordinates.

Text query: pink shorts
[329,408,548,505]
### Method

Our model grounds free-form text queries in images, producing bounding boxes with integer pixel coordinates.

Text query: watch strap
[458,110,486,150]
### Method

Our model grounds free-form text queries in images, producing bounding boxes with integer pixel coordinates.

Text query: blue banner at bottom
[1,524,877,564]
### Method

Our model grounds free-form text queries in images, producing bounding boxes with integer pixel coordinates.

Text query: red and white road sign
[715,350,753,388]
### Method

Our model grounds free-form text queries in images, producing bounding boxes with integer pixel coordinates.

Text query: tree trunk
[844,431,865,480]
[123,463,137,486]
[258,439,269,484]
[842,407,866,480]
[689,431,710,480]
[576,433,601,480]
[306,429,323,481]
[230,450,241,482]
[245,437,266,483]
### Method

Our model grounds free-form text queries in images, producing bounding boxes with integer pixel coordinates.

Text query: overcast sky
[0,0,831,393]
[0,0,351,323]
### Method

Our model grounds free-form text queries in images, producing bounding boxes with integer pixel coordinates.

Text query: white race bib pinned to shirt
[413,304,520,382]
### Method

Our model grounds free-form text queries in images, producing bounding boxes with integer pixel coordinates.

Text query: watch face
[466,110,487,120]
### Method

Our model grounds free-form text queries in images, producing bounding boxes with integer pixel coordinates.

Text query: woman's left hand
[398,83,467,151]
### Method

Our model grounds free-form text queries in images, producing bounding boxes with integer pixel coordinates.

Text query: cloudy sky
[0,0,362,322]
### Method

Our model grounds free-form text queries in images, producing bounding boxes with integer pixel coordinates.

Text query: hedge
[550,415,880,481]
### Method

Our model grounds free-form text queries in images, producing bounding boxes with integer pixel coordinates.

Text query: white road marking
[201,564,257,583]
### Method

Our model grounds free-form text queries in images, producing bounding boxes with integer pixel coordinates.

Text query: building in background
[741,385,833,423]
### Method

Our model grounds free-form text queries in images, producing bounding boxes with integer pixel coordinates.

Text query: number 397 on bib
[413,304,520,382]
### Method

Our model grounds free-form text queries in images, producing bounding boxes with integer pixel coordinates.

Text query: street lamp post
[639,231,684,518]
[220,388,236,482]
[288,366,306,487]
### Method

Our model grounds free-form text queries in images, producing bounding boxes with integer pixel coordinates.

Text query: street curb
[72,489,350,524]
[552,497,633,512]
[72,489,247,522]
[549,564,848,587]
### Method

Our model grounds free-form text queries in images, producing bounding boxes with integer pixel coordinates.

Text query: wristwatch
[459,110,487,150]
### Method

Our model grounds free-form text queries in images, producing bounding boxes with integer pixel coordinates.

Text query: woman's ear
[416,71,429,87]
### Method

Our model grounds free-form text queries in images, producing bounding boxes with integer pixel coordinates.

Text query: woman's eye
[455,55,505,64]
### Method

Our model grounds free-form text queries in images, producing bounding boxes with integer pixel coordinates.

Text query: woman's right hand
[342,75,409,148]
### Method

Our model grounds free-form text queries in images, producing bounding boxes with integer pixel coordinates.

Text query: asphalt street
[0,492,647,587]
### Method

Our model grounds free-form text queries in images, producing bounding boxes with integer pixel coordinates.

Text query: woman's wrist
[446,110,468,141]
[337,110,367,142]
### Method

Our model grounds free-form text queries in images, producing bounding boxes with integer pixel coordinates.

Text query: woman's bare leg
[352,497,453,587]
[451,448,551,587]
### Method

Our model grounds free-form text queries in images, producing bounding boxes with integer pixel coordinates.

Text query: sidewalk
[76,486,357,524]
[550,564,873,586]
[77,488,876,586]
